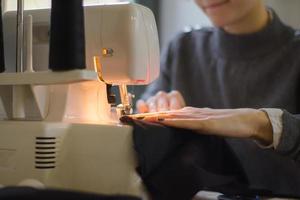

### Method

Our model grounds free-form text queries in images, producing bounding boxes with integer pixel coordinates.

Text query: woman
[135,0,300,160]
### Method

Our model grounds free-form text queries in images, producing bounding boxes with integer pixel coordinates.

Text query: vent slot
[36,147,55,150]
[36,142,56,145]
[35,137,57,169]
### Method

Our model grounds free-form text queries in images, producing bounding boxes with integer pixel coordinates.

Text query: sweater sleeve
[275,110,300,163]
[140,40,175,100]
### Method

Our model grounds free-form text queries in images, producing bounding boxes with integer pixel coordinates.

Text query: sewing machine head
[0,3,160,123]
[0,2,159,196]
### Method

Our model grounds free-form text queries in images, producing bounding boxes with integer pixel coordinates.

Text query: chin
[209,17,231,28]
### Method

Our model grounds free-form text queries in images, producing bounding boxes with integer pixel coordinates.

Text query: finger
[132,108,205,120]
[136,100,149,113]
[168,91,186,110]
[130,112,210,122]
[146,97,158,113]
[134,112,172,121]
[128,111,170,120]
[156,91,169,111]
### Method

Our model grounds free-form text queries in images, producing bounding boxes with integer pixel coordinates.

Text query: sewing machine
[0,2,159,198]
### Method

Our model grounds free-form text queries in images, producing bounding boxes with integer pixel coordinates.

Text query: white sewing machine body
[3,2,160,84]
[0,3,159,198]
[0,121,143,196]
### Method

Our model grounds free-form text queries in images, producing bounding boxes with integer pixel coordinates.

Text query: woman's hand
[130,107,273,145]
[136,91,186,113]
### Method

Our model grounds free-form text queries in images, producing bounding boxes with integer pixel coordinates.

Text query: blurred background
[4,0,300,48]
[158,0,300,48]
[3,0,300,106]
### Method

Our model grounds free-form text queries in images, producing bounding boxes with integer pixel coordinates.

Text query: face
[194,0,262,27]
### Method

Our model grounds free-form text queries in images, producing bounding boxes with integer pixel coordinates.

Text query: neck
[224,4,269,35]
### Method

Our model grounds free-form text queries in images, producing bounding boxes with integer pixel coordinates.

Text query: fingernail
[158,117,165,122]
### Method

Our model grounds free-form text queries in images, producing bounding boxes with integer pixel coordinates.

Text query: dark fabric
[129,120,184,177]
[49,0,86,71]
[0,0,5,73]
[276,111,300,163]
[0,187,141,200]
[226,139,300,197]
[142,10,300,162]
[121,117,300,200]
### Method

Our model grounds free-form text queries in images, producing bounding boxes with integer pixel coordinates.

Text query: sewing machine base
[0,121,145,198]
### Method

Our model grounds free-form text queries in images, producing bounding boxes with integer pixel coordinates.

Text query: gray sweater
[142,12,300,163]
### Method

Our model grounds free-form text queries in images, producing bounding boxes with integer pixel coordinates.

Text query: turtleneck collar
[212,10,295,60]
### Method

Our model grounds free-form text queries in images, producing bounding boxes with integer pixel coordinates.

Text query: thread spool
[49,0,86,71]
[0,0,5,73]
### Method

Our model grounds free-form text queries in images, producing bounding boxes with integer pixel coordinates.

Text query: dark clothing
[142,12,300,162]
[120,117,300,200]
[0,187,141,200]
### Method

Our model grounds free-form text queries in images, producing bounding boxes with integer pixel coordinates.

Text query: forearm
[252,110,274,146]
[258,108,283,148]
